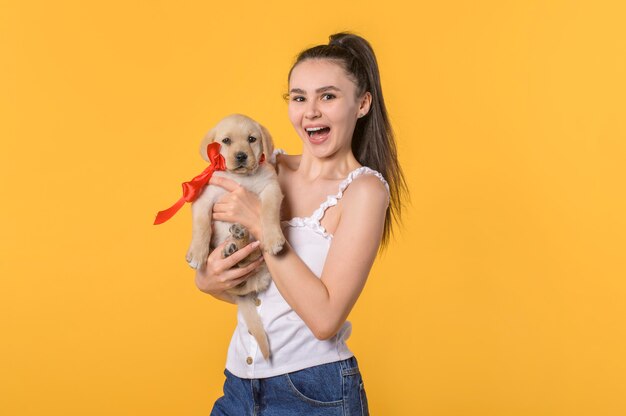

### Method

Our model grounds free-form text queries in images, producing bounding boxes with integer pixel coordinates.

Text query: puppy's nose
[235,152,248,163]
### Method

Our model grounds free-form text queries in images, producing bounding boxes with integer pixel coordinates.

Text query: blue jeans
[211,356,369,416]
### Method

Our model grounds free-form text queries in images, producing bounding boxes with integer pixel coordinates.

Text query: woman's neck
[296,147,362,181]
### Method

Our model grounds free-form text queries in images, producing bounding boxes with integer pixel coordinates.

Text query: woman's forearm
[263,242,345,340]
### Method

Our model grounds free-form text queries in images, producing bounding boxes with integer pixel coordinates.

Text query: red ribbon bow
[153,142,226,225]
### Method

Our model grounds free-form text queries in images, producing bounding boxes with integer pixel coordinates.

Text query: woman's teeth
[306,127,330,137]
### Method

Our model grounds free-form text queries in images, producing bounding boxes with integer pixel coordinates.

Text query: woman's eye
[221,137,231,145]
[248,136,257,143]
[321,93,336,100]
[291,96,305,102]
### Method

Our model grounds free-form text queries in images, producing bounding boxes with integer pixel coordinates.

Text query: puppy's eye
[248,136,257,143]
[221,137,231,145]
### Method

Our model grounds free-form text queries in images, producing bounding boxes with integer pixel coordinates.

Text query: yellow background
[1,1,625,415]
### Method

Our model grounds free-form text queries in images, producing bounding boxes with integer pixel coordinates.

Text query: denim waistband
[338,355,360,376]
[225,355,359,381]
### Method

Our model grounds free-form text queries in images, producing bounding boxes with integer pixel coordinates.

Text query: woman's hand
[195,240,264,300]
[210,176,263,240]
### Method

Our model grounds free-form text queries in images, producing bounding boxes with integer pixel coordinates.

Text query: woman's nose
[304,101,321,119]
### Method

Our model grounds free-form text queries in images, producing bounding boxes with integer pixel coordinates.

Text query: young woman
[195,32,406,415]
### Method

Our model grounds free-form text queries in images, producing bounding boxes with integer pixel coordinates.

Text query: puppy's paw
[186,245,209,270]
[263,231,285,255]
[223,242,238,258]
[229,223,249,240]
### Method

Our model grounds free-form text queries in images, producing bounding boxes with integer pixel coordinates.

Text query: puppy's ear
[199,128,216,162]
[258,123,274,162]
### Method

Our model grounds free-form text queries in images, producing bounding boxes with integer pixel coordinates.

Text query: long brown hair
[287,32,408,248]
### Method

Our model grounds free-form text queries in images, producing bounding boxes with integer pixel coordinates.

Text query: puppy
[186,114,285,360]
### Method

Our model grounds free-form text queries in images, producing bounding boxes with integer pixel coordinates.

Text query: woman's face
[288,59,371,159]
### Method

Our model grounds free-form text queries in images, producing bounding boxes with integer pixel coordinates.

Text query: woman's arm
[210,174,389,339]
[266,175,388,339]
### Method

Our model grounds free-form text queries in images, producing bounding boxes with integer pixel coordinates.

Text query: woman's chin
[306,144,340,160]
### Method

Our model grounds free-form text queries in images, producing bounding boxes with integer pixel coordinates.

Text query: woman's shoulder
[334,168,389,234]
[330,166,389,218]
[341,167,390,208]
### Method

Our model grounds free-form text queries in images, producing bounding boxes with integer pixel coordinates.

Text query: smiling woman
[288,60,372,152]
[195,32,408,416]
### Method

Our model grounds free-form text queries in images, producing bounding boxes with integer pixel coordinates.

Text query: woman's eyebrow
[289,86,341,94]
[316,86,340,93]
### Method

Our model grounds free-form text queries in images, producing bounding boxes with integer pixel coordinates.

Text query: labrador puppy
[186,114,285,359]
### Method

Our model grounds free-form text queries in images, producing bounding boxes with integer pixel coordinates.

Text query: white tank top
[225,152,390,379]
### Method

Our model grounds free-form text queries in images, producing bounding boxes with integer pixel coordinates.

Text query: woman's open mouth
[305,126,331,144]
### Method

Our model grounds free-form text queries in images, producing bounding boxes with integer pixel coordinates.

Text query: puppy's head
[200,114,274,174]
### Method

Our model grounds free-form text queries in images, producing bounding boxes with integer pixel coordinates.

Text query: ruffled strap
[311,166,390,223]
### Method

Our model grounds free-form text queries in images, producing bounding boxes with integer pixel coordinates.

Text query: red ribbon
[154,142,226,225]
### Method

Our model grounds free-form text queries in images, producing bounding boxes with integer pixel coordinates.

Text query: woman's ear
[199,128,216,162]
[358,91,372,118]
[258,123,274,162]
